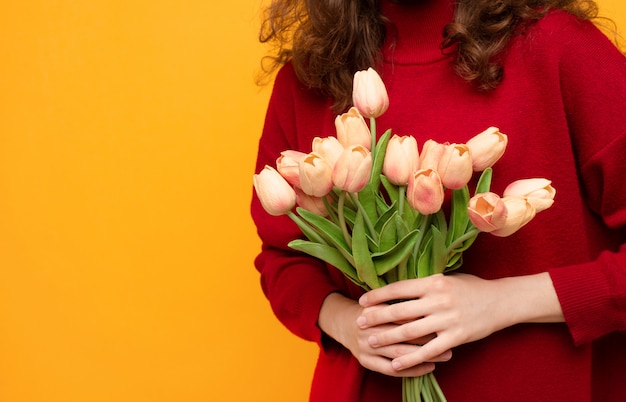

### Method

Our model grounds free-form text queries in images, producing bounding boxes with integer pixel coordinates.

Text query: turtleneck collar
[380,0,456,65]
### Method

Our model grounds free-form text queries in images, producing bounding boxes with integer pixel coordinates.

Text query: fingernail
[391,360,403,370]
[358,294,368,305]
[368,335,379,347]
[356,316,366,327]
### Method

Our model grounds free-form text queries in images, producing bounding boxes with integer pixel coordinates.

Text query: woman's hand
[357,272,564,372]
[318,292,452,377]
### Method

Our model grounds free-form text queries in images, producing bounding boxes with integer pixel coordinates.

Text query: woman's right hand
[318,292,451,377]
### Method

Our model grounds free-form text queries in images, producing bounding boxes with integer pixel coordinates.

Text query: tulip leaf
[417,236,433,278]
[475,167,493,195]
[353,209,383,289]
[395,213,410,239]
[296,207,351,253]
[372,229,420,275]
[431,226,446,275]
[380,175,399,205]
[447,187,470,246]
[369,129,391,189]
[445,251,463,272]
[374,203,397,233]
[358,184,379,228]
[288,212,329,246]
[377,211,398,253]
[288,239,364,288]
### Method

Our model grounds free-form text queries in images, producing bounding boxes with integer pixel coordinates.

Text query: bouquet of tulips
[253,68,556,402]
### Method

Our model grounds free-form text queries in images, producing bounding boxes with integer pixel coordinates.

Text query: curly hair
[259,0,599,111]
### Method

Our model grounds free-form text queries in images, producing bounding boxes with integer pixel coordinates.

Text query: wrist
[318,292,361,346]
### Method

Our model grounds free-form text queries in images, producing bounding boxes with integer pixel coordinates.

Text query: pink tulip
[382,135,419,186]
[466,127,508,172]
[332,145,373,193]
[467,192,508,232]
[276,150,307,187]
[352,67,389,119]
[295,187,329,217]
[406,169,444,215]
[312,136,344,169]
[503,178,556,212]
[299,152,334,197]
[490,197,537,237]
[419,139,447,172]
[335,107,371,150]
[438,143,473,189]
[253,165,297,216]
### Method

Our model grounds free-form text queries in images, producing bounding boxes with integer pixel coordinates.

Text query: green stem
[445,228,479,255]
[337,191,352,248]
[348,192,379,243]
[398,185,406,218]
[413,213,432,257]
[370,116,377,160]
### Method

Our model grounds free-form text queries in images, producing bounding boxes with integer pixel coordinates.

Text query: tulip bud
[253,165,297,216]
[503,178,556,213]
[276,150,307,187]
[419,139,446,171]
[332,145,373,193]
[312,136,344,169]
[335,107,371,150]
[382,135,420,186]
[295,187,329,217]
[352,67,390,118]
[438,143,473,189]
[467,192,508,232]
[490,197,537,237]
[466,127,508,171]
[406,169,444,215]
[299,152,334,197]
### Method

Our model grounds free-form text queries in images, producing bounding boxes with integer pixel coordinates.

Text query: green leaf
[357,183,378,228]
[352,209,382,289]
[475,167,493,195]
[296,207,350,253]
[288,240,364,288]
[431,225,446,275]
[416,236,432,279]
[370,129,391,189]
[374,203,397,232]
[377,211,398,253]
[380,175,400,205]
[447,186,470,246]
[372,230,420,275]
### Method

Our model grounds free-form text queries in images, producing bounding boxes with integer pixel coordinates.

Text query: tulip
[276,150,307,187]
[332,145,373,192]
[419,139,446,172]
[335,107,372,150]
[352,67,390,119]
[490,197,537,237]
[466,127,508,171]
[312,136,344,169]
[299,152,334,197]
[295,187,329,217]
[437,143,473,189]
[406,169,444,215]
[253,165,297,216]
[467,192,508,232]
[382,135,420,186]
[503,178,556,212]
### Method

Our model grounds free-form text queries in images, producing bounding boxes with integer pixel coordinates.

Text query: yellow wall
[0,1,623,401]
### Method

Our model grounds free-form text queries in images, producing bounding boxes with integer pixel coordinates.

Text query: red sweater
[251,1,626,400]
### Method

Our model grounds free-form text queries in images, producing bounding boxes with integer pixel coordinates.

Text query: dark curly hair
[259,0,601,111]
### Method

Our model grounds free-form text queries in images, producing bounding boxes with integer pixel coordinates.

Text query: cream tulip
[467,192,508,232]
[312,136,344,169]
[276,150,307,187]
[503,178,556,212]
[299,152,334,197]
[335,107,372,150]
[332,145,373,193]
[419,139,446,172]
[490,197,537,237]
[352,67,390,119]
[406,169,444,215]
[466,127,508,172]
[382,135,419,186]
[295,187,329,217]
[437,143,473,189]
[253,165,297,216]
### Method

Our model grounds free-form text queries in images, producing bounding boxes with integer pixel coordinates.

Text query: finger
[357,299,428,329]
[368,317,439,347]
[391,336,454,371]
[358,278,423,307]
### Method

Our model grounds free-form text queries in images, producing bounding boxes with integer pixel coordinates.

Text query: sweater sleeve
[546,15,626,344]
[251,64,341,343]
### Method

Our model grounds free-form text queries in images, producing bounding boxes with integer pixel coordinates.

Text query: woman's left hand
[357,272,563,372]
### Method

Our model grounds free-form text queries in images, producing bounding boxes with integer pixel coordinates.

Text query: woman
[251,0,626,400]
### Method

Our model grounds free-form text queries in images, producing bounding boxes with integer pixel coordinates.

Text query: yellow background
[0,1,623,401]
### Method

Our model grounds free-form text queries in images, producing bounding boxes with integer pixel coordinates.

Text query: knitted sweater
[251,0,626,400]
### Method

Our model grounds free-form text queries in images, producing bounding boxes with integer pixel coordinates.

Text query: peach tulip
[503,178,556,212]
[466,127,508,172]
[332,145,373,193]
[276,150,307,187]
[382,135,419,186]
[406,169,444,215]
[419,139,446,172]
[299,152,334,197]
[253,165,297,216]
[295,187,329,217]
[467,192,508,232]
[490,197,537,237]
[312,136,344,169]
[352,67,389,119]
[335,107,371,150]
[438,143,473,189]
